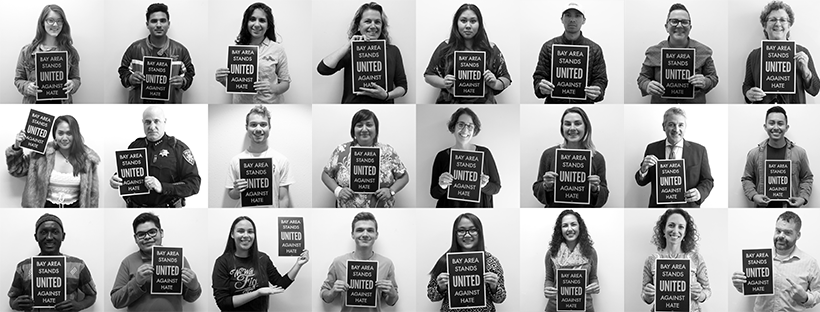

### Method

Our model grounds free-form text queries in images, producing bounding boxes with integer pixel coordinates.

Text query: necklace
[57,150,70,163]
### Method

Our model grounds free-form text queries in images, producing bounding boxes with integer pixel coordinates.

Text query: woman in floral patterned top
[428,212,506,311]
[321,109,409,208]
[544,209,599,312]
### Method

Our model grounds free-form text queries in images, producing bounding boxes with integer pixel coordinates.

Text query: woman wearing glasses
[427,212,506,311]
[15,4,81,103]
[430,107,500,208]
[742,1,819,103]
[532,107,607,208]
[637,3,718,103]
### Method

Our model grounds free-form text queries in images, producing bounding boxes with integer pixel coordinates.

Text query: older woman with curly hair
[641,208,710,312]
[544,210,599,311]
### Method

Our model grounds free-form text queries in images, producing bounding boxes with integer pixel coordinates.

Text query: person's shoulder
[332,253,352,263]
[592,149,606,159]
[373,252,394,265]
[64,254,88,265]
[257,251,272,261]
[168,38,190,51]
[128,137,146,148]
[544,145,560,154]
[20,44,34,54]
[84,146,101,165]
[168,135,193,150]
[648,139,665,148]
[126,38,145,49]
[796,43,812,54]
[685,140,707,150]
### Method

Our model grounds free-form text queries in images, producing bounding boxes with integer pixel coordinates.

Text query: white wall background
[311,105,417,207]
[519,105,625,208]
[309,209,418,312]
[208,209,316,312]
[415,0,521,104]
[623,208,729,312]
[415,209,520,311]
[727,105,820,207]
[728,209,820,312]
[727,0,820,104]
[103,0,209,104]
[623,0,730,104]
[0,209,106,312]
[103,209,211,312]
[518,0,625,104]
[0,0,106,103]
[415,105,520,209]
[311,0,417,104]
[622,105,729,208]
[101,105,209,208]
[207,0,313,104]
[519,209,625,311]
[0,105,106,207]
[208,104,313,208]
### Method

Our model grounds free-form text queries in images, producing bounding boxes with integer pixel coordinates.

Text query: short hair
[777,211,802,232]
[236,2,277,45]
[446,107,482,136]
[759,1,794,39]
[652,208,699,253]
[662,107,687,124]
[350,109,380,144]
[246,105,271,126]
[667,3,690,19]
[146,3,169,21]
[351,212,378,232]
[765,105,788,123]
[348,2,391,45]
[132,212,161,233]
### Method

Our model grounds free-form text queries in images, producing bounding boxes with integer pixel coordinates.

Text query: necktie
[669,146,676,160]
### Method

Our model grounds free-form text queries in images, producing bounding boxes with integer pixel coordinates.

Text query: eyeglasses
[457,228,479,236]
[134,228,159,240]
[667,19,691,27]
[45,19,64,26]
[456,122,475,131]
[767,18,790,25]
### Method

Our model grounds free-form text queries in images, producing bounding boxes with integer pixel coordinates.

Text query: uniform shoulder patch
[183,149,195,165]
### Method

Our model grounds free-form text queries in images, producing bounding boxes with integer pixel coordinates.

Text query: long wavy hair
[52,115,88,176]
[235,2,277,45]
[429,213,485,279]
[559,107,597,156]
[652,208,699,253]
[223,216,260,269]
[28,5,79,67]
[440,4,494,75]
[548,209,595,259]
[347,2,391,45]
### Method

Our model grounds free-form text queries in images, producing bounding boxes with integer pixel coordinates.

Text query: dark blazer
[634,139,714,207]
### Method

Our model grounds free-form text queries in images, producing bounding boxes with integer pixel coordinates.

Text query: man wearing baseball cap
[533,2,609,103]
[7,213,98,311]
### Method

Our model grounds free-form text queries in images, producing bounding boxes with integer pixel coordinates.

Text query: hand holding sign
[483,70,498,88]
[538,79,555,94]
[789,197,806,207]
[796,51,811,78]
[685,188,701,203]
[752,194,771,206]
[642,283,656,301]
[586,282,600,294]
[357,83,389,100]
[129,71,146,85]
[296,250,310,265]
[375,280,396,297]
[25,82,41,96]
[731,271,747,293]
[542,171,558,189]
[110,173,123,189]
[544,286,557,298]
[374,188,393,201]
[233,178,248,193]
[688,74,706,89]
[145,176,162,193]
[181,267,197,286]
[690,282,703,302]
[480,174,489,188]
[136,263,154,286]
[588,175,601,192]
[785,279,808,304]
[54,299,81,312]
[169,75,184,88]
[438,172,454,188]
[484,271,499,291]
[13,130,26,150]
[63,80,76,94]
[746,87,767,102]
[584,85,602,100]
[646,81,666,96]
[641,155,659,173]
[11,295,33,311]
[436,272,449,291]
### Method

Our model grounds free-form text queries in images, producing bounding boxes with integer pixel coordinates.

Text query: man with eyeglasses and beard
[110,212,201,311]
[8,213,98,312]
[637,3,719,103]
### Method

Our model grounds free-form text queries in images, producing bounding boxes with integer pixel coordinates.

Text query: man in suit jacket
[635,107,714,207]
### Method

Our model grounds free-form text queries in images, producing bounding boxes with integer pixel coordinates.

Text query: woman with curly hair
[641,208,710,311]
[544,210,599,311]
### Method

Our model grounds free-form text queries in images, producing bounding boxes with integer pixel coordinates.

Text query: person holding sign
[533,3,608,104]
[321,109,408,208]
[431,107,501,208]
[8,214,97,311]
[635,107,713,207]
[317,2,408,104]
[636,3,718,104]
[544,210,599,311]
[214,3,291,103]
[641,209,711,311]
[320,212,399,311]
[213,216,309,311]
[117,3,195,103]
[6,115,100,208]
[109,106,201,207]
[423,3,512,104]
[225,105,295,207]
[111,213,202,311]
[532,107,607,207]
[741,106,813,207]
[428,213,506,311]
[731,211,820,311]
[14,4,81,104]
[743,1,819,104]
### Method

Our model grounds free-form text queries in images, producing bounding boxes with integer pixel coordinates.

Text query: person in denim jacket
[14,4,81,104]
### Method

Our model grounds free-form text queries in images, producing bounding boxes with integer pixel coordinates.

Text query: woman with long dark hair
[212,216,309,311]
[6,115,99,207]
[215,2,291,103]
[544,210,599,311]
[14,4,81,103]
[427,213,506,311]
[423,3,511,104]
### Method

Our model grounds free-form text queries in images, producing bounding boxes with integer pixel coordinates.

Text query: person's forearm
[76,294,96,311]
[272,81,290,95]
[321,289,339,303]
[323,45,349,69]
[425,75,447,89]
[228,188,240,200]
[287,262,303,280]
[231,290,260,308]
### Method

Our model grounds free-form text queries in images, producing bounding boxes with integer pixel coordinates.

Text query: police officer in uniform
[110,106,200,207]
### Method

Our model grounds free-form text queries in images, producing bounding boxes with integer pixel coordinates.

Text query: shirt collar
[144,36,170,56]
[665,139,684,149]
[775,246,806,262]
